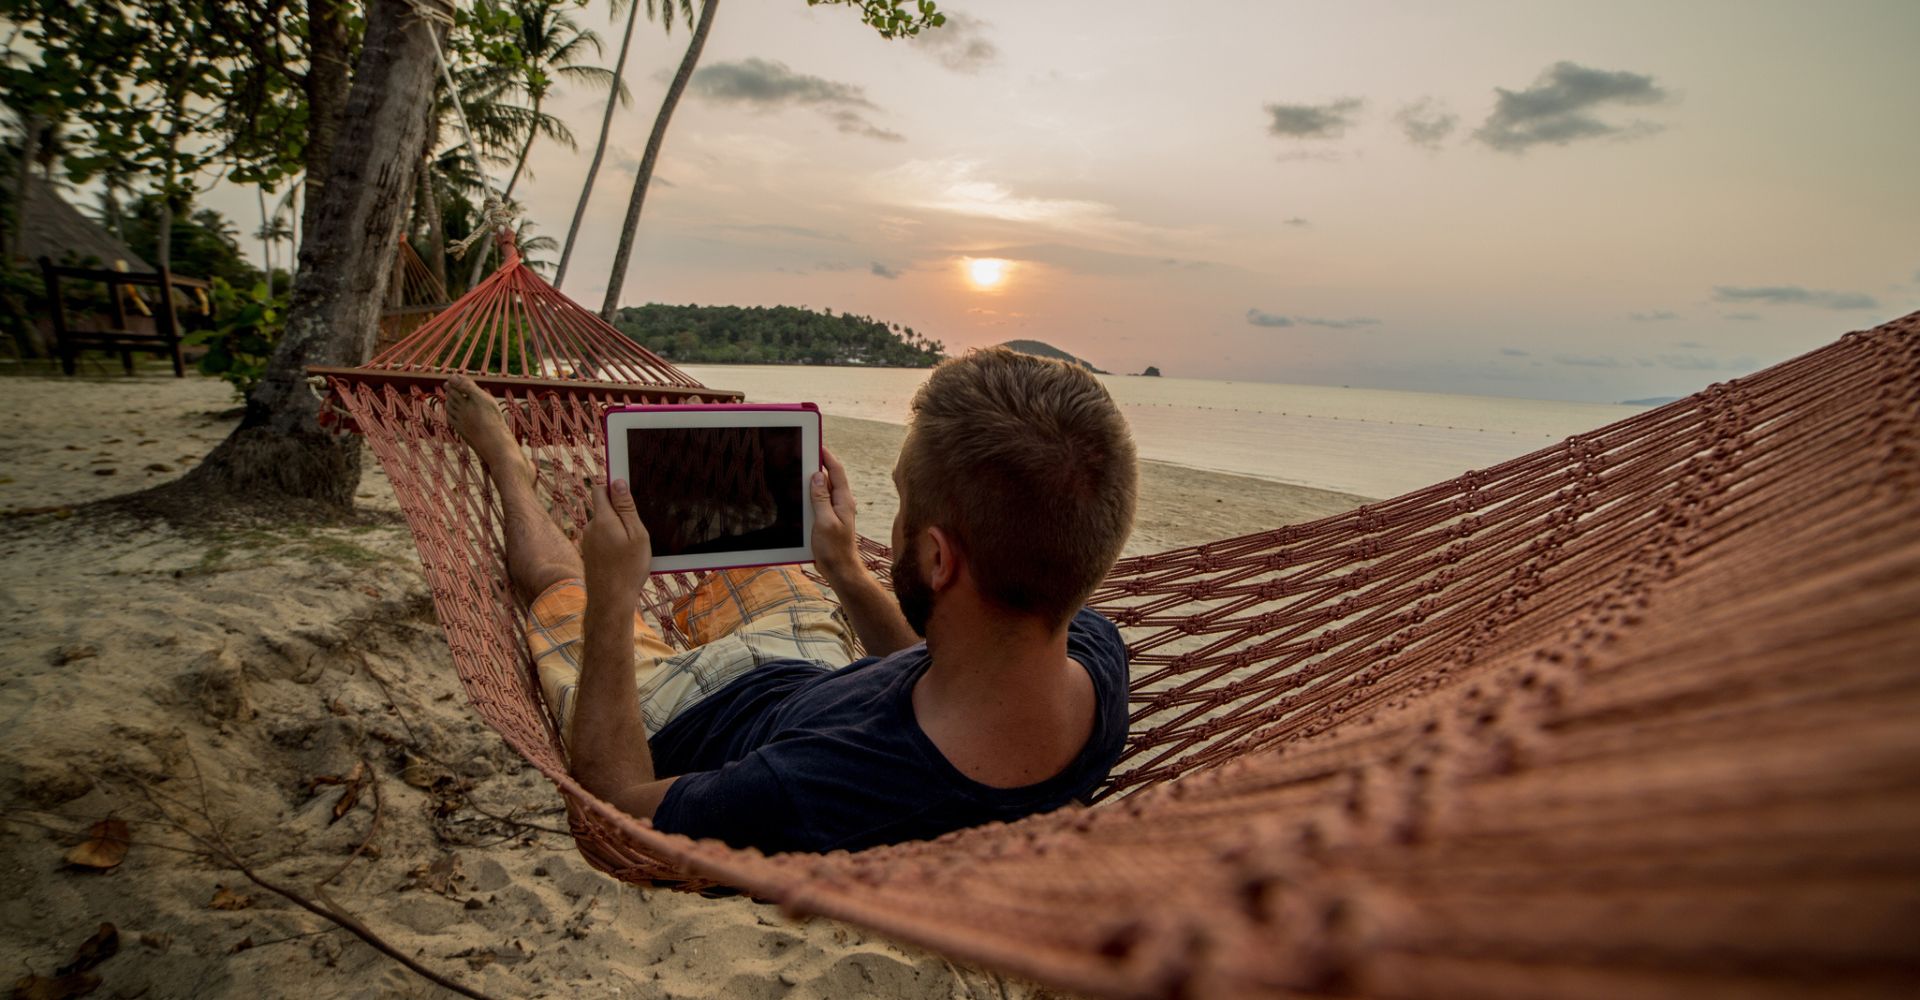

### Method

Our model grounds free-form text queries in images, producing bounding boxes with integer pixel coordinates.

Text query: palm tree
[553,0,692,289]
[599,0,719,321]
[500,0,619,201]
[464,0,618,289]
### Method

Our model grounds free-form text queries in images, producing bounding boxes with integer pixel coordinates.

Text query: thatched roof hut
[9,175,150,270]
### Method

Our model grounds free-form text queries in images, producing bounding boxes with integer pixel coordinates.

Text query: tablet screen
[623,425,806,556]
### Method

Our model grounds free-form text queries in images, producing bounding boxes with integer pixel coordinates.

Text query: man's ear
[926,525,963,592]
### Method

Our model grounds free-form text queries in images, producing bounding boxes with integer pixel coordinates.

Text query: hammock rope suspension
[317,72,1920,989]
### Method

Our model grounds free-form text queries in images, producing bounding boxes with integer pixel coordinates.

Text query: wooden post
[157,265,185,378]
[38,257,75,376]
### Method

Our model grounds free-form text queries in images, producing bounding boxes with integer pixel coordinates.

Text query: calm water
[679,365,1651,500]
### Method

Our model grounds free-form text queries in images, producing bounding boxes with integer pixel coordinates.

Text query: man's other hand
[810,447,859,580]
[583,478,651,598]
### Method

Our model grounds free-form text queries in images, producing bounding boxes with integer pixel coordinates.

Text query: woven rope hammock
[372,238,453,356]
[317,251,1920,997]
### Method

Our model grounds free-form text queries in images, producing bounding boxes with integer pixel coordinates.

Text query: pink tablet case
[601,402,824,572]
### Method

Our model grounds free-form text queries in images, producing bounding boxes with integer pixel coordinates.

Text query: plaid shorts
[525,566,858,750]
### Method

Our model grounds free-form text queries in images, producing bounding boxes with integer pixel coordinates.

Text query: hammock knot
[1260,579,1292,600]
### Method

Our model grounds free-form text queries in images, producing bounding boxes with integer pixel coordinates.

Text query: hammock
[317,248,1920,997]
[372,238,454,356]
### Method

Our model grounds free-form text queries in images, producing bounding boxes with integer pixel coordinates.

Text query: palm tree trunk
[300,0,352,247]
[554,0,642,290]
[168,0,445,511]
[600,0,717,322]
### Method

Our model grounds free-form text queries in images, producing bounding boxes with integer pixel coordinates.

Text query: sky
[227,0,1920,402]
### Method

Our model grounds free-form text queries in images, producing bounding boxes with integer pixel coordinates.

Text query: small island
[996,339,1109,374]
[611,304,945,366]
[1137,365,1162,377]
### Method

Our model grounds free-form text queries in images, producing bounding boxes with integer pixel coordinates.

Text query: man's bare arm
[569,479,676,820]
[811,448,920,657]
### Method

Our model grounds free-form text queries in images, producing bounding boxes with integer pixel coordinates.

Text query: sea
[678,365,1653,500]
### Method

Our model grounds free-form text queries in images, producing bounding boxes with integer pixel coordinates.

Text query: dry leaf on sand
[208,886,254,911]
[54,923,118,976]
[14,922,120,999]
[62,819,129,871]
[11,971,101,1000]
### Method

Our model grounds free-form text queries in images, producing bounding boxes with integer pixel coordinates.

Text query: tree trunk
[157,124,177,271]
[300,0,352,245]
[172,0,444,512]
[4,113,39,262]
[554,0,642,290]
[257,185,275,299]
[419,154,449,292]
[600,0,717,321]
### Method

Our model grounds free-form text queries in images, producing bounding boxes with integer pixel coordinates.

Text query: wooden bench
[38,257,211,377]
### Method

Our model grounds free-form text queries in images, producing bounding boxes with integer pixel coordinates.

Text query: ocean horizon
[679,364,1654,500]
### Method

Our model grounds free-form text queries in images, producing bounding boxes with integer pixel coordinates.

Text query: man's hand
[582,478,651,599]
[810,448,860,581]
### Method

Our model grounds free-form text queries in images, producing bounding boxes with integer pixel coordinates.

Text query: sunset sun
[965,257,1010,290]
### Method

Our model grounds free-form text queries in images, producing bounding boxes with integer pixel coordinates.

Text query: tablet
[602,403,821,574]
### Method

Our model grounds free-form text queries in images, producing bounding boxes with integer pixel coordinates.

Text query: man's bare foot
[445,375,530,483]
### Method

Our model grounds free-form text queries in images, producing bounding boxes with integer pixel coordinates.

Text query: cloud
[1712,285,1880,310]
[1658,353,1758,371]
[1554,354,1630,368]
[689,58,902,141]
[825,108,905,142]
[1473,62,1669,153]
[877,160,1175,244]
[1629,310,1680,322]
[1675,340,1705,349]
[1395,99,1458,149]
[1245,309,1379,330]
[1723,312,1761,321]
[712,223,849,242]
[870,261,900,279]
[908,12,998,72]
[1284,217,1311,228]
[1245,308,1293,328]
[1500,347,1530,357]
[1264,98,1364,139]
[961,243,1232,277]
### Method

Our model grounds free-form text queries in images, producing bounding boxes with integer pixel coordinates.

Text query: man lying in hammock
[445,348,1138,854]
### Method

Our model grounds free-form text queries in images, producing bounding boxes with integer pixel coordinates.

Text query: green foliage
[806,0,946,39]
[120,195,268,287]
[612,304,945,367]
[0,256,47,358]
[185,278,285,398]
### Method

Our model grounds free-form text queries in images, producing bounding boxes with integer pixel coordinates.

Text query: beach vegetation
[183,278,287,399]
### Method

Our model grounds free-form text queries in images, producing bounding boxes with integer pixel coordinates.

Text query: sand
[0,373,1367,999]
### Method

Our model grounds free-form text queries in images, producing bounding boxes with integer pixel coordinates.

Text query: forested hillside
[611,304,946,366]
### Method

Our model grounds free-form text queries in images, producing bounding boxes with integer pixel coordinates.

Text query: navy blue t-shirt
[649,607,1129,854]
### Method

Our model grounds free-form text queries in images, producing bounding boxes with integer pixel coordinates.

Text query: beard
[891,534,935,638]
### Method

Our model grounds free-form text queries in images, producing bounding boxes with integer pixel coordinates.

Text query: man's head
[891,347,1138,634]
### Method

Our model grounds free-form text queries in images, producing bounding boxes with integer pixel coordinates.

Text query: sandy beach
[0,373,1368,999]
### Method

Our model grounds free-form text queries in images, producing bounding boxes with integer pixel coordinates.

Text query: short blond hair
[900,347,1138,628]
